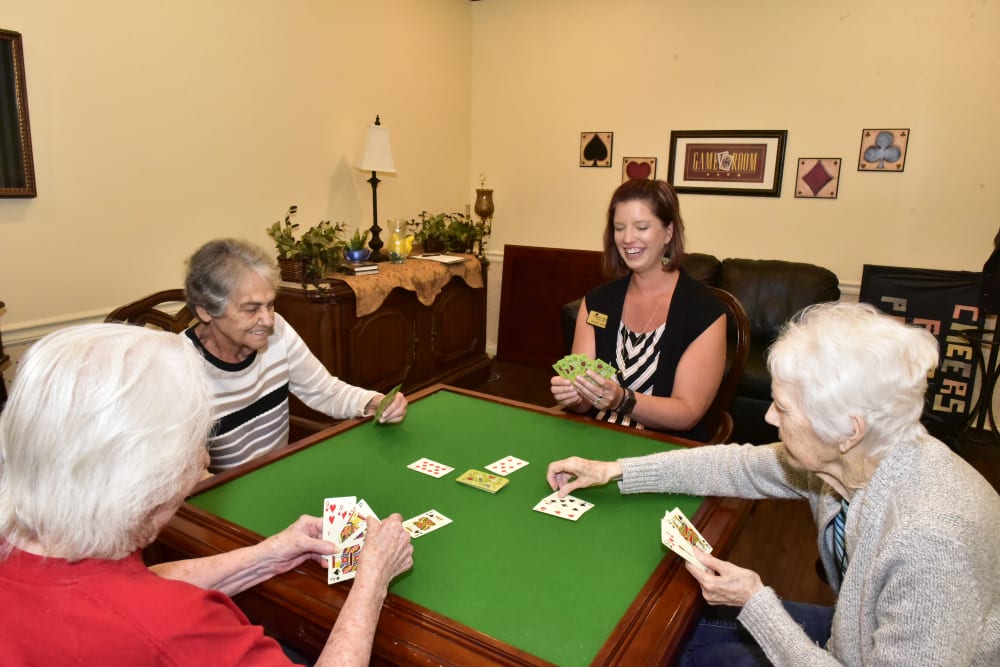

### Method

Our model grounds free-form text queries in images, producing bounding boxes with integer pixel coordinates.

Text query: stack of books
[340,261,379,276]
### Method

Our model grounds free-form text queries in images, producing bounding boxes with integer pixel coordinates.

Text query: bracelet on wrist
[616,387,636,415]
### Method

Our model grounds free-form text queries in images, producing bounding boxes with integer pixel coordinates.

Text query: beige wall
[0,0,473,331]
[2,0,999,376]
[472,0,1000,285]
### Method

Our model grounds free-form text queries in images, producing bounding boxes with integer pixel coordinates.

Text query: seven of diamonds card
[484,455,529,476]
[456,469,510,494]
[532,490,594,521]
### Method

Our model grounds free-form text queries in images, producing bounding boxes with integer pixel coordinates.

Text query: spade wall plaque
[580,132,613,167]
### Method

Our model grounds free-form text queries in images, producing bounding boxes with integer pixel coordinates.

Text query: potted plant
[265,205,348,282]
[267,205,305,281]
[409,211,481,254]
[345,228,371,263]
[298,220,347,280]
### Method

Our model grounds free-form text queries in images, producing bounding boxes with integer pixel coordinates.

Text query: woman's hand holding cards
[684,548,764,607]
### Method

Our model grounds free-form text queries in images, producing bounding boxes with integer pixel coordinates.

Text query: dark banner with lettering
[859,265,982,440]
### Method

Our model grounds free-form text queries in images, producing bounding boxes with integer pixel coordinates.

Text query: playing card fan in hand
[323,496,379,584]
[373,382,402,425]
[660,506,712,572]
[552,354,617,381]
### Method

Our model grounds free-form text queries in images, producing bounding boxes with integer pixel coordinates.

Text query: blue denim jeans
[676,600,834,667]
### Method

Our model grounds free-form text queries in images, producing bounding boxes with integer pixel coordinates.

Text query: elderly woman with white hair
[184,238,408,472]
[0,324,412,665]
[546,302,1000,666]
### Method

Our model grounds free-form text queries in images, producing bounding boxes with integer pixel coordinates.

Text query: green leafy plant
[266,205,301,260]
[347,228,370,251]
[409,211,482,253]
[299,220,348,279]
[265,205,347,280]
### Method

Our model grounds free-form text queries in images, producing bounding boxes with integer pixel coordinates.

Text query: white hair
[767,301,939,453]
[0,324,212,561]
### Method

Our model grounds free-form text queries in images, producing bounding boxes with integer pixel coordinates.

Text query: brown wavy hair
[601,179,686,278]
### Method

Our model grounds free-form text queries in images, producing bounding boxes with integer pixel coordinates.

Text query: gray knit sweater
[618,431,1000,666]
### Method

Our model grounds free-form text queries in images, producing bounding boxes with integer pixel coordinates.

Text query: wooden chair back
[704,287,751,444]
[104,289,195,333]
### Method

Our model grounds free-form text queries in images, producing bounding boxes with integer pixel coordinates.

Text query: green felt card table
[152,386,749,666]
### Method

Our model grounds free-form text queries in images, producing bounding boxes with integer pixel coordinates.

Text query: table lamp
[356,115,396,262]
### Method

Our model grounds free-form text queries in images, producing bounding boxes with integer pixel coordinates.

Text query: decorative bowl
[345,248,371,263]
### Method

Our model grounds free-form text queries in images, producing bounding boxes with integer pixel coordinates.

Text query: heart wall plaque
[622,157,657,182]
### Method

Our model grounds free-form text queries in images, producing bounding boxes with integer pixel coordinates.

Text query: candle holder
[473,174,494,260]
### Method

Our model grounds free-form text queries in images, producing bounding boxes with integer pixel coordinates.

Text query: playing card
[323,496,357,545]
[661,518,710,572]
[455,469,509,494]
[532,491,595,521]
[407,457,454,478]
[339,499,377,545]
[552,354,616,382]
[484,455,529,476]
[402,509,453,538]
[373,382,402,424]
[328,542,363,584]
[667,507,713,554]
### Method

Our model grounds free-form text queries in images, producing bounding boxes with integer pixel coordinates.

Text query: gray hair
[0,324,212,561]
[184,238,278,318]
[767,301,939,453]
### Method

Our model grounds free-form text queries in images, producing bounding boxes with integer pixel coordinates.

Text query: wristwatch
[615,387,637,415]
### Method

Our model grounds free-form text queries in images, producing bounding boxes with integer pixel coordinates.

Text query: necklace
[630,287,668,333]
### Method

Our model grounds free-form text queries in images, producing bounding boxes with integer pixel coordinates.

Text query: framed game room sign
[667,130,787,197]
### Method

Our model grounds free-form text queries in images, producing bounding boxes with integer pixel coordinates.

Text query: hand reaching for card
[546,456,623,497]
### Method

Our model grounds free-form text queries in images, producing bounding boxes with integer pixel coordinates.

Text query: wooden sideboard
[275,270,491,433]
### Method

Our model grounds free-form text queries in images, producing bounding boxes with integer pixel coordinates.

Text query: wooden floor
[470,360,1000,607]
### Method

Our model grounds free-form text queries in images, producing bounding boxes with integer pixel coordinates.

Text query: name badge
[587,310,608,328]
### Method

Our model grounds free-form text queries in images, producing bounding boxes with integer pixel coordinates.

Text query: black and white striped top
[184,314,378,472]
[595,321,666,429]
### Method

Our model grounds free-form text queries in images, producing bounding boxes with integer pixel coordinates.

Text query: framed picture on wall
[580,132,613,167]
[794,158,841,199]
[0,29,36,197]
[622,157,657,182]
[667,130,787,197]
[857,129,909,172]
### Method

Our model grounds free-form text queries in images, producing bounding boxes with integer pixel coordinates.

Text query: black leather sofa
[561,253,841,444]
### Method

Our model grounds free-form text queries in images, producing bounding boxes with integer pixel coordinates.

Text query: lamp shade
[357,123,396,174]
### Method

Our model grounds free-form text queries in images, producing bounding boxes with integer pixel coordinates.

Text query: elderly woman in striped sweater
[184,238,407,472]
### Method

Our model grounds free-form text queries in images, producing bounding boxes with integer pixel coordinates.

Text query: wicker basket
[277,258,307,283]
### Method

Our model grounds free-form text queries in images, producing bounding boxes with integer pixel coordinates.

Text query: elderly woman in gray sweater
[547,301,1000,666]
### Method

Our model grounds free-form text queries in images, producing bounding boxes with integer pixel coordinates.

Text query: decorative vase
[387,219,414,264]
